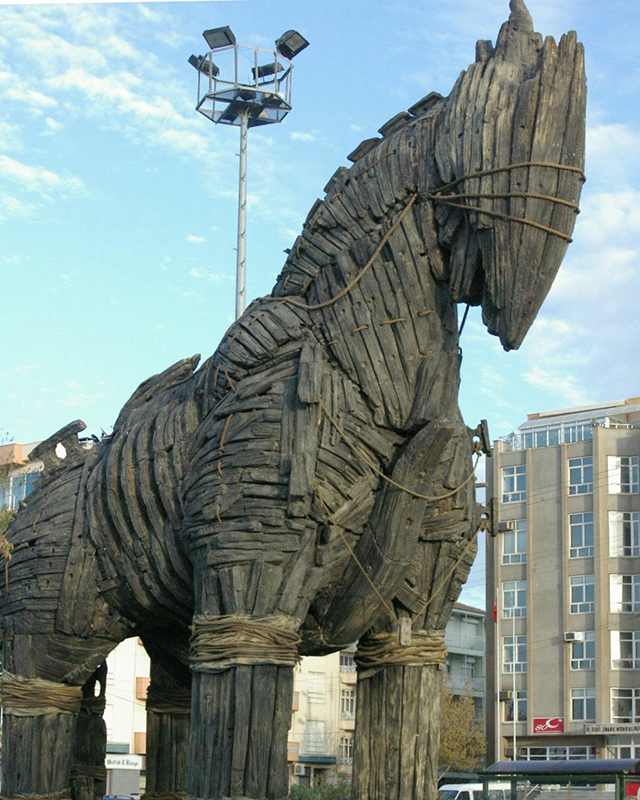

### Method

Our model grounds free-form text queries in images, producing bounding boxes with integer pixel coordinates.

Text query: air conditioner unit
[564,631,585,642]
[499,691,513,701]
[497,520,516,532]
[293,764,306,776]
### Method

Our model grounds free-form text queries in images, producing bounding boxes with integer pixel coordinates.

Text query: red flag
[492,600,497,623]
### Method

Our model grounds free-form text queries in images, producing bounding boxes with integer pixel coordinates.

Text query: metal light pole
[189,27,309,319]
[236,110,248,318]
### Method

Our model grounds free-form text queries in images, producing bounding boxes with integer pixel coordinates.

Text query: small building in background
[445,602,486,722]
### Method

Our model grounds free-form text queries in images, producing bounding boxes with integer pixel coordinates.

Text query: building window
[305,720,326,753]
[502,465,526,503]
[0,470,41,511]
[502,580,527,618]
[569,456,593,495]
[503,520,527,564]
[504,690,527,722]
[609,512,640,557]
[520,422,592,450]
[571,688,596,721]
[610,574,640,613]
[341,688,356,719]
[569,512,594,558]
[503,635,526,673]
[611,631,640,669]
[606,740,640,760]
[570,574,595,614]
[570,631,595,670]
[339,652,356,673]
[612,688,640,723]
[339,735,354,765]
[307,672,325,703]
[608,456,639,494]
[517,745,595,761]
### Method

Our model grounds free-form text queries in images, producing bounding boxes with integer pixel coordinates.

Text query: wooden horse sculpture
[0,2,585,799]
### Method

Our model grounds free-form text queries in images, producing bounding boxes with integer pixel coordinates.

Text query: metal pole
[235,110,248,319]
[496,586,501,760]
[512,607,517,759]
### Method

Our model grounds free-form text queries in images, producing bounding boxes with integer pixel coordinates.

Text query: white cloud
[186,234,206,244]
[291,131,317,143]
[44,117,63,133]
[0,120,21,150]
[0,154,84,197]
[189,267,232,284]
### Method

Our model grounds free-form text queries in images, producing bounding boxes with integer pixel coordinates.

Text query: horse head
[431,0,586,350]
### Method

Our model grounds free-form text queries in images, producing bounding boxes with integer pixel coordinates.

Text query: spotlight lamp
[188,54,220,78]
[251,62,284,81]
[275,30,309,60]
[202,25,236,50]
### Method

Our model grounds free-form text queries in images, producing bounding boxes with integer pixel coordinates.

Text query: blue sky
[2,0,639,608]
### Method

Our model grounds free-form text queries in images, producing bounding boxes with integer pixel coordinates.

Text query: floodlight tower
[189,27,309,319]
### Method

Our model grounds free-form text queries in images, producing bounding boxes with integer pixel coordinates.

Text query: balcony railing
[445,633,485,652]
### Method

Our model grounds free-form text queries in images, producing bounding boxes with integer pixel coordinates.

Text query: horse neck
[273,113,461,431]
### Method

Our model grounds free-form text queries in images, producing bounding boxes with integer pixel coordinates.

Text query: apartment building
[486,397,640,764]
[288,603,486,788]
[288,646,357,787]
[0,440,43,510]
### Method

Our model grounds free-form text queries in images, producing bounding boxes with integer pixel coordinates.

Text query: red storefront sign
[625,783,640,800]
[532,717,564,734]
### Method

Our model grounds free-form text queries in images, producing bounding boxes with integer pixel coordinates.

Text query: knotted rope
[427,161,585,242]
[190,614,301,673]
[1,672,82,716]
[146,682,191,715]
[355,630,447,680]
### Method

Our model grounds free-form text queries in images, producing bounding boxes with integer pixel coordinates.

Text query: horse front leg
[351,420,480,800]
[182,454,308,797]
[186,556,298,800]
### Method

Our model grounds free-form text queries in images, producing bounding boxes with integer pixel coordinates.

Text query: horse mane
[270,92,447,302]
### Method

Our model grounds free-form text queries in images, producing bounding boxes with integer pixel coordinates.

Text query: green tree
[438,686,486,774]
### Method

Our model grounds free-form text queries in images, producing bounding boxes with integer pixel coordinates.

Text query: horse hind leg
[72,662,109,800]
[142,631,192,798]
[1,631,119,800]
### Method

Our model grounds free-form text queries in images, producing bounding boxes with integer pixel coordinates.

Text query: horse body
[0,3,585,799]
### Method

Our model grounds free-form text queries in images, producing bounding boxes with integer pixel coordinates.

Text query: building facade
[486,397,640,763]
[445,602,486,722]
[288,646,357,788]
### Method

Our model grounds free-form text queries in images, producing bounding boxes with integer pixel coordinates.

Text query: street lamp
[189,26,309,319]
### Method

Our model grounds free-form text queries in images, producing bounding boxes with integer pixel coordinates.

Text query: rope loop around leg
[190,614,301,673]
[355,630,447,680]
[1,672,82,716]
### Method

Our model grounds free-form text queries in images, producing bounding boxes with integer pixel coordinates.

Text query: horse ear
[508,0,534,31]
[494,0,540,63]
